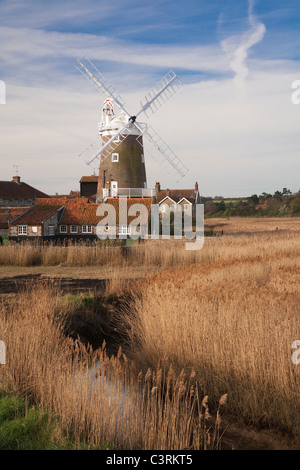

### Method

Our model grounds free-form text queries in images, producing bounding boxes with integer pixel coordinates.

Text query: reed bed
[204,216,300,234]
[0,284,222,450]
[1,224,300,447]
[1,230,300,270]
[122,232,300,442]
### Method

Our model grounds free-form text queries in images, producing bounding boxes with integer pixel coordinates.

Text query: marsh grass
[1,230,300,271]
[122,232,300,442]
[1,225,300,447]
[0,283,221,450]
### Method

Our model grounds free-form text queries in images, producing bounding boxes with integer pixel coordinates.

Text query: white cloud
[221,0,266,89]
[0,26,229,85]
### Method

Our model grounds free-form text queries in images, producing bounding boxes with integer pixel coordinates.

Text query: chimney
[195,181,198,193]
[166,189,170,197]
[155,182,161,194]
[12,176,20,184]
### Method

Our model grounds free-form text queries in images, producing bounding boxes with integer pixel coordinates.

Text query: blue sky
[0,0,299,196]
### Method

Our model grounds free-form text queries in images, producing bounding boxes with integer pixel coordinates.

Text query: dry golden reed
[121,230,300,442]
[0,283,221,450]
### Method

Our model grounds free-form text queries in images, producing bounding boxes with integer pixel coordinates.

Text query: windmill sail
[139,124,189,181]
[76,58,129,115]
[76,58,189,181]
[138,70,182,119]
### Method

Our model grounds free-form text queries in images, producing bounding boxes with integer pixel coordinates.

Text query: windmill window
[112,153,119,162]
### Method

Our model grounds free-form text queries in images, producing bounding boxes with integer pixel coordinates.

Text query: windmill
[76,57,189,202]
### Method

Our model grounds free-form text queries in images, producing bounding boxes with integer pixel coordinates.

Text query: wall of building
[43,213,58,237]
[97,134,146,199]
[0,198,34,207]
[58,224,97,235]
[9,225,42,237]
[159,199,176,211]
[80,182,98,197]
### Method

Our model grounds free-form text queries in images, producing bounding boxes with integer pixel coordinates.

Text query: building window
[119,225,131,235]
[70,225,78,234]
[82,225,92,234]
[60,225,67,233]
[183,204,190,211]
[141,154,144,163]
[18,225,27,235]
[112,153,119,162]
[160,204,167,213]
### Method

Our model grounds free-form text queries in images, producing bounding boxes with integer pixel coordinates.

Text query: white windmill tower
[76,58,189,202]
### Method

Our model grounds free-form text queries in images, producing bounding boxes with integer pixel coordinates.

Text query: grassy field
[0,217,299,449]
[204,216,300,233]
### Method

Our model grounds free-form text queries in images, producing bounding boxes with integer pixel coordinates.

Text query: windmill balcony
[103,188,156,199]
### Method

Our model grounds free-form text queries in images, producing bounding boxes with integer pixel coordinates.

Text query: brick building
[0,175,49,207]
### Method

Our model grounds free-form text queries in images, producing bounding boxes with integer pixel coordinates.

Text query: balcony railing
[103,188,156,199]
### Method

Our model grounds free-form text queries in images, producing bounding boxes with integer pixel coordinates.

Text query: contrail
[223,0,266,88]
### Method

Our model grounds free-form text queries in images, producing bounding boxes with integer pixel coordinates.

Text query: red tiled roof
[36,197,69,205]
[10,207,31,219]
[80,176,98,183]
[10,205,63,225]
[36,197,94,206]
[69,191,80,198]
[9,197,153,227]
[60,200,99,225]
[0,181,49,200]
[59,197,153,226]
[101,198,153,225]
[0,207,30,224]
[50,191,81,199]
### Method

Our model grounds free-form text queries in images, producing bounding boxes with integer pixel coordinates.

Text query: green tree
[290,197,300,215]
[282,188,292,197]
[249,194,259,204]
[273,190,283,200]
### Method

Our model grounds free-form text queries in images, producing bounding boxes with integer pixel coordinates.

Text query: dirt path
[218,419,296,450]
[0,273,107,295]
